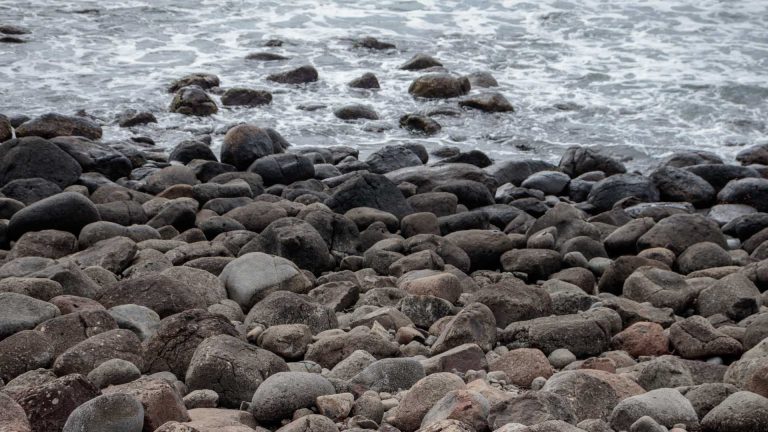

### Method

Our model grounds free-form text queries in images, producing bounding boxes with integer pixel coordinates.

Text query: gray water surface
[2,0,767,168]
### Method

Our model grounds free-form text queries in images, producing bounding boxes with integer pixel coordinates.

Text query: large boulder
[53,329,144,376]
[637,213,727,255]
[718,178,768,212]
[488,348,553,387]
[62,393,144,432]
[349,358,426,393]
[0,330,55,382]
[469,281,552,328]
[588,174,660,211]
[250,372,335,422]
[365,145,423,174]
[186,334,288,408]
[15,113,102,140]
[697,273,761,321]
[13,374,100,432]
[559,146,626,177]
[488,391,576,428]
[248,153,315,186]
[7,192,100,240]
[266,65,319,84]
[51,136,132,180]
[305,325,399,369]
[102,377,190,431]
[325,172,413,219]
[221,124,285,170]
[249,218,335,275]
[143,309,239,377]
[169,86,218,116]
[701,391,768,432]
[245,291,337,334]
[444,229,514,271]
[431,302,496,354]
[668,315,742,359]
[0,292,60,340]
[219,252,313,310]
[387,373,465,432]
[542,369,645,422]
[651,166,716,207]
[408,74,471,99]
[609,388,699,431]
[0,137,82,188]
[97,273,210,318]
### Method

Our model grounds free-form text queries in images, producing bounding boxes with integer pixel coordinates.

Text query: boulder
[53,328,144,376]
[349,72,380,89]
[612,322,669,358]
[62,393,144,432]
[365,145,423,174]
[186,334,288,408]
[13,374,100,432]
[97,273,209,318]
[400,53,442,70]
[102,377,190,431]
[400,113,442,135]
[489,348,553,387]
[700,391,768,432]
[408,74,471,99]
[0,392,31,432]
[623,267,695,313]
[248,153,314,186]
[0,137,82,188]
[14,113,102,140]
[169,86,218,116]
[431,302,496,354]
[7,192,100,240]
[349,358,425,393]
[668,315,742,359]
[304,326,399,369]
[325,172,412,219]
[0,292,59,340]
[0,330,55,382]
[220,87,272,106]
[168,73,220,92]
[637,213,727,255]
[86,358,142,389]
[221,124,284,170]
[459,92,514,112]
[488,391,576,428]
[250,372,335,422]
[333,104,378,120]
[697,273,761,321]
[718,178,768,212]
[219,252,312,310]
[143,309,239,377]
[609,388,699,431]
[244,291,338,334]
[650,166,715,207]
[387,373,465,432]
[559,147,626,177]
[588,174,660,211]
[51,136,132,180]
[469,281,552,328]
[267,65,319,84]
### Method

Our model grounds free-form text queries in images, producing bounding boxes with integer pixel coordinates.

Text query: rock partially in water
[334,104,379,120]
[168,72,220,93]
[400,53,443,70]
[409,74,471,99]
[349,72,380,89]
[15,112,102,140]
[400,113,442,135]
[353,36,396,50]
[459,92,514,112]
[267,65,319,84]
[220,87,272,106]
[245,52,290,61]
[169,86,218,116]
[117,109,157,127]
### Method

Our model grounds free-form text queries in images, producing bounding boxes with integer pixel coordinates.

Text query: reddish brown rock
[611,322,669,358]
[488,348,553,388]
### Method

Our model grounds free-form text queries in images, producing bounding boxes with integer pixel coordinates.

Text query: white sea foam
[2,0,767,169]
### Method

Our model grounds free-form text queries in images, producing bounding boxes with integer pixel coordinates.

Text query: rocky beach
[3,2,768,432]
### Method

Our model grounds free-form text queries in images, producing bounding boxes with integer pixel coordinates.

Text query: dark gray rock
[14,113,102,140]
[169,86,218,116]
[267,65,319,84]
[408,74,470,99]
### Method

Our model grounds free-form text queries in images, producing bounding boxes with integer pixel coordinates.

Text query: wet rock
[349,72,380,89]
[0,292,59,340]
[718,177,768,212]
[0,137,82,188]
[687,164,761,190]
[221,124,285,170]
[143,309,239,377]
[409,74,471,99]
[651,166,715,207]
[169,86,218,116]
[248,153,314,185]
[559,147,626,178]
[366,145,423,174]
[353,36,395,50]
[220,87,272,106]
[609,388,699,431]
[400,54,443,70]
[244,291,338,334]
[267,65,319,84]
[467,71,499,88]
[250,372,335,422]
[588,174,660,211]
[8,191,100,240]
[102,376,190,431]
[334,104,379,120]
[246,51,289,60]
[521,171,570,195]
[669,315,742,359]
[117,109,157,127]
[15,112,102,140]
[62,392,144,432]
[400,113,442,135]
[186,334,288,408]
[325,172,412,219]
[459,92,514,112]
[168,73,220,93]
